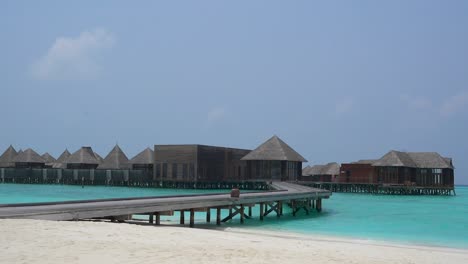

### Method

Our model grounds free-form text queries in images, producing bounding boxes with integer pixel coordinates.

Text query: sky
[1,1,468,184]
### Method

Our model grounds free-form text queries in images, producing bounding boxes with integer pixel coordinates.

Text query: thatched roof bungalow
[241,135,307,181]
[42,153,56,168]
[0,145,18,168]
[129,147,154,170]
[97,145,130,170]
[14,148,46,168]
[301,162,339,182]
[66,147,100,169]
[52,149,71,169]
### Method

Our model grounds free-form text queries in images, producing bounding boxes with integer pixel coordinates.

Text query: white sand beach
[0,219,467,264]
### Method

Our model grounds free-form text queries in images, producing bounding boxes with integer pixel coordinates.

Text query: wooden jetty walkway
[297,182,455,196]
[0,182,331,227]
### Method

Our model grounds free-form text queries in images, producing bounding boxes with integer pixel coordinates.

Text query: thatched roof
[373,150,453,169]
[52,149,71,168]
[352,159,377,165]
[97,145,130,169]
[42,153,56,164]
[14,148,46,164]
[302,162,339,176]
[66,147,100,165]
[129,147,154,165]
[241,136,307,162]
[94,152,104,163]
[0,145,18,167]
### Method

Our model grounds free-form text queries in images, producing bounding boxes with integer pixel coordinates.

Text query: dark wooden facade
[338,163,377,183]
[245,160,302,181]
[376,167,454,186]
[153,145,251,182]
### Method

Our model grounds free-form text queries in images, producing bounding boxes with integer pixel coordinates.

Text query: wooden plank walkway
[0,182,331,227]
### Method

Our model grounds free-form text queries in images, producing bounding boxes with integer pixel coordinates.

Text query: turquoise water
[1,184,467,248]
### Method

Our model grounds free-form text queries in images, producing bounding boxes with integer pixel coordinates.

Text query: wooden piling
[316,199,322,212]
[259,202,264,221]
[190,209,195,228]
[240,204,245,224]
[216,207,221,226]
[180,210,185,225]
[206,208,211,223]
[155,212,161,225]
[149,213,154,224]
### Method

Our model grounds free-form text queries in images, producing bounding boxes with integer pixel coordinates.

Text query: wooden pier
[0,182,331,227]
[297,182,455,196]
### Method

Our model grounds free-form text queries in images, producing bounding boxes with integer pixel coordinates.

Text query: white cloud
[207,107,226,123]
[31,28,114,80]
[440,90,468,117]
[334,97,355,116]
[400,94,432,110]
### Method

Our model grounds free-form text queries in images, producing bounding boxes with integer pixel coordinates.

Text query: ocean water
[0,184,467,248]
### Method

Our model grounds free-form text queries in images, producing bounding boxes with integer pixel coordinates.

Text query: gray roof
[241,136,307,162]
[14,148,46,164]
[0,145,18,167]
[52,149,71,168]
[302,162,339,176]
[42,153,56,164]
[352,159,378,165]
[373,150,453,169]
[94,152,104,163]
[97,145,130,169]
[66,147,100,165]
[129,147,154,165]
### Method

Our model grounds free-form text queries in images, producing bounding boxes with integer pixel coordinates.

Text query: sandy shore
[0,219,467,264]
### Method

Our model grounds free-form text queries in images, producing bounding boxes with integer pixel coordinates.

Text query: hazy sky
[1,1,467,184]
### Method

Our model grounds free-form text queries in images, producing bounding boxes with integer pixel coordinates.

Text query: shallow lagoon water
[1,184,467,248]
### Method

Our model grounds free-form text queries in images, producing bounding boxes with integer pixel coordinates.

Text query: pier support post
[190,209,195,228]
[259,203,264,221]
[155,212,161,225]
[149,213,154,224]
[216,208,221,226]
[248,206,252,217]
[180,210,185,225]
[206,208,211,223]
[1,168,4,183]
[316,199,322,212]
[277,201,281,217]
[240,205,245,224]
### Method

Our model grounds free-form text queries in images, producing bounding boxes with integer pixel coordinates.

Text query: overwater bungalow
[66,147,100,169]
[241,136,307,181]
[41,153,56,168]
[52,149,71,169]
[14,148,46,168]
[154,144,250,182]
[129,147,154,170]
[339,151,454,186]
[301,162,339,182]
[94,152,104,164]
[0,145,18,168]
[97,145,130,170]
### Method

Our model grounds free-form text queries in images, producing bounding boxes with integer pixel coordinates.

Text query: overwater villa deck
[0,182,331,227]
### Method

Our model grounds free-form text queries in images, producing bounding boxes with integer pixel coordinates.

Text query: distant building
[339,151,454,186]
[301,162,339,182]
[0,145,18,168]
[129,147,154,170]
[66,147,100,169]
[41,153,56,168]
[52,149,71,169]
[97,145,130,170]
[14,148,46,168]
[154,145,250,182]
[241,136,307,181]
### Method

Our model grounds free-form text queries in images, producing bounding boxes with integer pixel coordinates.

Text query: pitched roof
[97,145,130,169]
[94,152,104,163]
[241,136,307,162]
[302,162,339,176]
[373,150,453,169]
[0,145,18,167]
[129,147,154,164]
[52,149,71,168]
[14,148,46,163]
[66,147,100,165]
[42,153,56,164]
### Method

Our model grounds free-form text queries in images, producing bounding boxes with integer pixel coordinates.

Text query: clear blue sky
[1,1,467,184]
